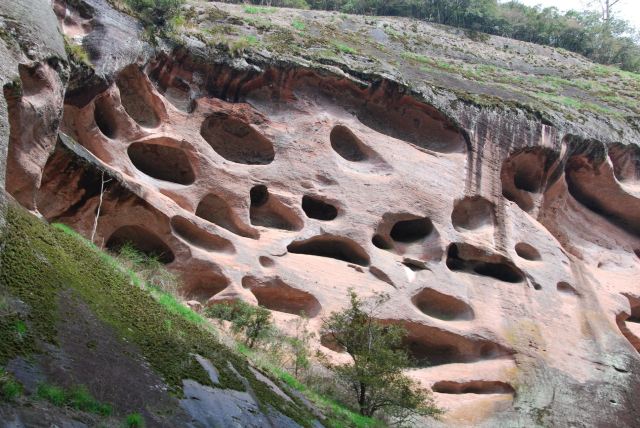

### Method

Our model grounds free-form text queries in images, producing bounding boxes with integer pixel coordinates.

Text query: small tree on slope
[321,290,443,424]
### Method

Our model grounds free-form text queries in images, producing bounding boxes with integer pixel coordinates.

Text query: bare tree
[90,171,111,245]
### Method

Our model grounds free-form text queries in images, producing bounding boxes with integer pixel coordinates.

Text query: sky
[501,0,640,31]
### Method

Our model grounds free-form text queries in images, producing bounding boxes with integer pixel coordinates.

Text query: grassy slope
[183,2,640,123]
[0,204,312,424]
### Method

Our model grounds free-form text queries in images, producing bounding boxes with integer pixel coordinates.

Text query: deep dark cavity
[446,243,525,283]
[183,273,229,302]
[94,96,118,138]
[250,185,302,231]
[128,141,195,185]
[302,195,338,221]
[287,235,370,266]
[116,66,160,128]
[200,114,275,165]
[106,225,174,263]
[330,125,368,161]
[372,234,393,250]
[195,193,255,239]
[390,217,433,243]
[557,281,578,295]
[412,288,474,321]
[501,148,559,212]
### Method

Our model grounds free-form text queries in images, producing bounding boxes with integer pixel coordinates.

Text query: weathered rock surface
[3,0,640,426]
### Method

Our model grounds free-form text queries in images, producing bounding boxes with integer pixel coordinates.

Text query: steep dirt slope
[2,0,640,426]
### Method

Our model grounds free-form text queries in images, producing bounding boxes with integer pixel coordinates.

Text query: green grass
[36,383,112,415]
[335,42,356,54]
[291,19,305,31]
[0,368,22,402]
[125,412,145,427]
[244,5,276,14]
[1,206,314,425]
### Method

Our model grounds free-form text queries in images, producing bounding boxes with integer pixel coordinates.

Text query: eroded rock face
[3,1,640,426]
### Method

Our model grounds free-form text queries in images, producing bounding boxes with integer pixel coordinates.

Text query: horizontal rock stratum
[2,0,640,426]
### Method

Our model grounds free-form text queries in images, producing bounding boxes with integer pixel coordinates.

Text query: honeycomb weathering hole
[432,380,515,395]
[617,294,640,352]
[183,273,229,303]
[250,185,303,231]
[94,96,118,138]
[501,148,559,212]
[390,217,434,243]
[608,143,640,184]
[515,243,542,261]
[557,281,578,295]
[170,216,235,253]
[106,225,175,264]
[451,196,495,231]
[446,243,525,283]
[287,235,371,266]
[196,193,255,238]
[242,276,321,317]
[354,99,466,154]
[302,195,338,221]
[116,66,161,128]
[330,125,369,161]
[412,288,474,321]
[200,114,275,165]
[128,141,195,185]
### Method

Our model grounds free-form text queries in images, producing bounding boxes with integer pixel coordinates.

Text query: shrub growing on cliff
[321,290,442,423]
[125,0,184,29]
[206,301,274,348]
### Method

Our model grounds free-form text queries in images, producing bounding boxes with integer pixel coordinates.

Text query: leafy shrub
[125,412,145,427]
[205,301,274,348]
[321,290,442,422]
[0,368,22,402]
[125,0,184,28]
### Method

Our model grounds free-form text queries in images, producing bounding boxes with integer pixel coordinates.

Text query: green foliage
[335,42,356,54]
[321,290,442,421]
[124,0,184,29]
[125,412,145,427]
[289,315,314,377]
[0,368,22,402]
[292,19,306,31]
[244,5,276,14]
[36,383,112,415]
[63,36,91,66]
[206,301,274,348]
[228,35,260,55]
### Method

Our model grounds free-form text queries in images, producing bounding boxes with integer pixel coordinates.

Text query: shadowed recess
[390,217,434,243]
[128,141,195,185]
[382,320,513,366]
[287,234,371,266]
[412,288,474,321]
[170,216,235,253]
[451,196,495,231]
[330,125,369,161]
[501,148,559,212]
[515,242,542,261]
[200,114,275,165]
[557,281,578,295]
[196,193,255,239]
[432,381,515,394]
[250,185,302,231]
[182,272,229,303]
[94,95,118,138]
[446,243,525,283]
[106,225,174,264]
[617,294,640,352]
[242,276,321,317]
[302,195,338,221]
[116,65,160,128]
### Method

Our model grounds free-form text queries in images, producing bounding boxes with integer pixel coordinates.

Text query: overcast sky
[502,0,640,31]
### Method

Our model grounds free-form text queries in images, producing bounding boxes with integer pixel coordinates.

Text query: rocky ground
[1,0,640,426]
